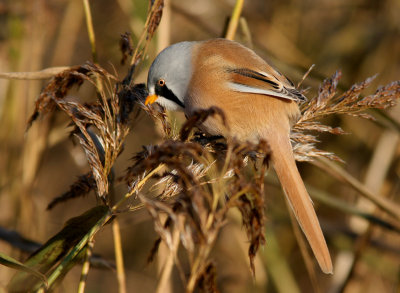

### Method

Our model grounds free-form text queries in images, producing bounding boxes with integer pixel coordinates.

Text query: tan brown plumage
[147,38,333,274]
[189,39,332,274]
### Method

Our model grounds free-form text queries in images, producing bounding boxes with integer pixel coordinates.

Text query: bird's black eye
[157,79,165,86]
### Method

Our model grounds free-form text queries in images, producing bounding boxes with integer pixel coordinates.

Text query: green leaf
[7,205,110,292]
[0,252,47,285]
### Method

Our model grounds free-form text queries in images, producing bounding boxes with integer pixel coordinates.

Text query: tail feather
[268,131,333,274]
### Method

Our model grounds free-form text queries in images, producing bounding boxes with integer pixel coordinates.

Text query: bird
[145,38,333,274]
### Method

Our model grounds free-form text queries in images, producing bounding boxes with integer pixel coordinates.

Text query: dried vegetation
[1,0,400,292]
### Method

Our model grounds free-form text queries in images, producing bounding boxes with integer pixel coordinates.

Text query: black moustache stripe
[155,83,185,108]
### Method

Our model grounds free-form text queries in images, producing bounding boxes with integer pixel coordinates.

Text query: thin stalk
[112,220,126,293]
[265,175,400,232]
[338,124,400,292]
[287,204,321,293]
[157,0,171,52]
[225,0,245,40]
[186,247,206,293]
[262,228,301,293]
[297,64,315,88]
[314,157,400,221]
[239,17,253,47]
[82,0,104,95]
[0,67,70,80]
[82,0,97,63]
[156,226,180,293]
[113,164,165,212]
[130,0,164,66]
[77,239,94,293]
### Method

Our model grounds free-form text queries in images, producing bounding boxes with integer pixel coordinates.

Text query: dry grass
[1,1,400,292]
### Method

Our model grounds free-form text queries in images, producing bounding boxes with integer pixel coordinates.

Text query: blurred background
[0,0,399,292]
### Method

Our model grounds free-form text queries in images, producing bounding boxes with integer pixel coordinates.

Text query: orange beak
[145,94,158,105]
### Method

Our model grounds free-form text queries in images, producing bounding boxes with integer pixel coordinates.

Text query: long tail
[267,130,333,274]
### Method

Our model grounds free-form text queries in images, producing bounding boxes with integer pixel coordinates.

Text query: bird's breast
[185,88,300,142]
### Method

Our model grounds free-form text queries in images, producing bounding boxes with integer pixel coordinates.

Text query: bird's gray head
[146,41,196,111]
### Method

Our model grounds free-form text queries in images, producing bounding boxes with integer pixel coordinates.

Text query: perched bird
[145,38,333,274]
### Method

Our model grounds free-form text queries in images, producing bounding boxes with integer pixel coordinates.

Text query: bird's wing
[225,67,306,102]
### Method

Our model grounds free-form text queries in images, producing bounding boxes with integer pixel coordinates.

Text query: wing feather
[225,67,306,102]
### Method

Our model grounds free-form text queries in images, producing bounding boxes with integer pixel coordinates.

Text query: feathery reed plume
[27,62,146,203]
[292,72,400,161]
[123,107,270,290]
